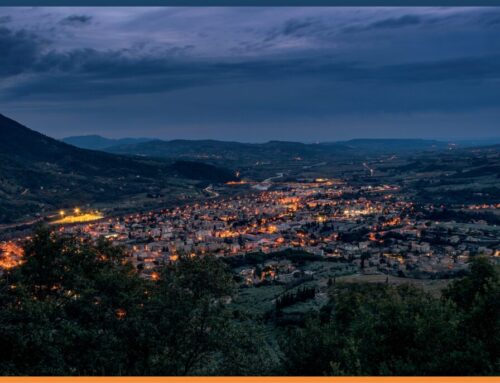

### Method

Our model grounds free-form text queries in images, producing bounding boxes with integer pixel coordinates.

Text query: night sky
[1,7,499,141]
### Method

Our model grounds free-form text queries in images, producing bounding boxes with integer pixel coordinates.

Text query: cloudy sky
[1,7,499,141]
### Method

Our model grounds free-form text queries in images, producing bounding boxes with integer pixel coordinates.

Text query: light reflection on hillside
[53,212,104,224]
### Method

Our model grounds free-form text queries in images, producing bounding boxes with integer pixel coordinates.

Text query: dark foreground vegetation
[0,229,498,375]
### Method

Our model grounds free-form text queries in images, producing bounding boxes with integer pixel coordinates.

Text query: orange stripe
[0,378,497,382]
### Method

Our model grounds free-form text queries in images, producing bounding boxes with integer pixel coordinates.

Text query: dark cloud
[343,9,500,35]
[429,9,500,28]
[0,7,498,140]
[0,26,47,76]
[59,14,92,27]
[4,44,500,112]
[376,55,500,83]
[0,15,11,24]
[369,15,422,29]
[0,23,198,95]
[481,12,500,27]
[344,14,423,33]
[233,17,332,54]
[264,17,324,41]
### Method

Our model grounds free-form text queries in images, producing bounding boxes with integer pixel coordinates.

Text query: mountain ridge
[62,135,153,151]
[0,114,237,224]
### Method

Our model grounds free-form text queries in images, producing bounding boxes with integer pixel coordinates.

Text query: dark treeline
[0,228,274,375]
[276,287,316,310]
[0,228,498,375]
[223,249,323,269]
[280,258,499,376]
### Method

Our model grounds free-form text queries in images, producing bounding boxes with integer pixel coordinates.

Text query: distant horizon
[4,111,500,145]
[60,132,500,145]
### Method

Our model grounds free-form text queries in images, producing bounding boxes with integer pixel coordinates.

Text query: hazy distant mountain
[62,135,500,154]
[104,139,333,170]
[62,135,153,150]
[107,139,250,158]
[328,139,449,152]
[452,138,500,147]
[0,114,236,224]
[104,137,453,165]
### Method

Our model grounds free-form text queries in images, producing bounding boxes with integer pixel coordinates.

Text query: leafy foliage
[280,257,499,376]
[276,287,316,310]
[0,228,271,375]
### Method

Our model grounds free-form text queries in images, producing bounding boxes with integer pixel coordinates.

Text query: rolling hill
[328,138,449,152]
[103,138,453,166]
[0,114,237,224]
[62,135,152,150]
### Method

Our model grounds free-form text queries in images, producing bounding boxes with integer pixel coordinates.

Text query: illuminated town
[0,241,25,270]
[2,178,491,283]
